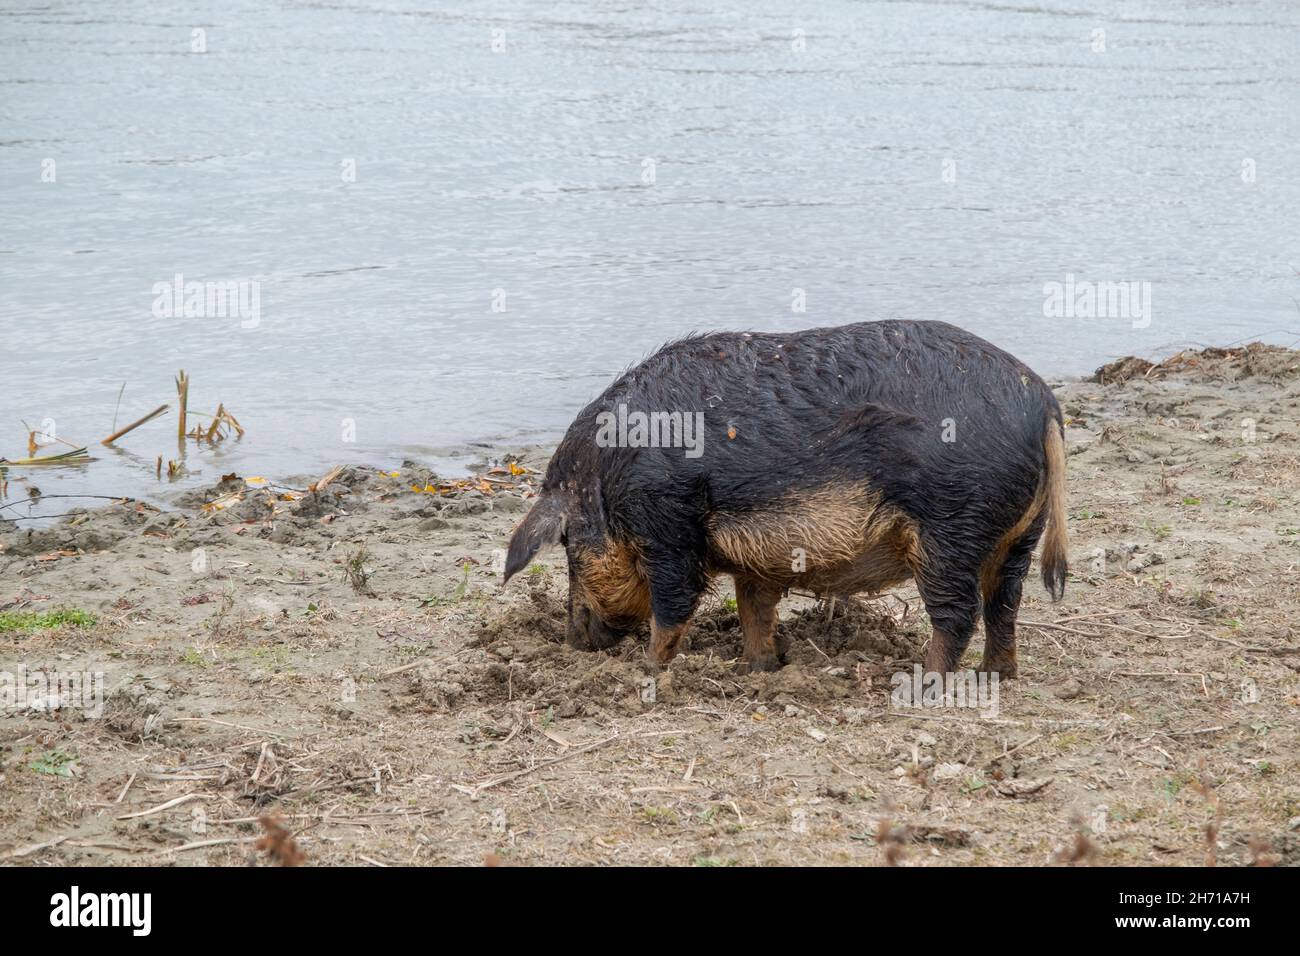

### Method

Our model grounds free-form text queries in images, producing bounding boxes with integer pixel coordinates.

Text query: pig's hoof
[979,656,1018,680]
[737,654,783,675]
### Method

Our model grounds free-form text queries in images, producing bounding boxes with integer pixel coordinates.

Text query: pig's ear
[503,494,566,583]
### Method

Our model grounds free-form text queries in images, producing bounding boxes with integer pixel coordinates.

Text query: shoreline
[2,342,1299,866]
[10,335,1284,525]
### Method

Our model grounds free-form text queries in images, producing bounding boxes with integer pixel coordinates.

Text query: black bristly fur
[516,319,1066,663]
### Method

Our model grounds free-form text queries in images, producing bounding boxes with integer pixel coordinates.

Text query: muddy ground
[2,344,1299,866]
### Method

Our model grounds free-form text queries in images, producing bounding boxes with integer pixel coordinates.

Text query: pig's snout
[566,600,626,651]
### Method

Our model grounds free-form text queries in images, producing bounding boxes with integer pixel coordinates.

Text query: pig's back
[580,319,1058,530]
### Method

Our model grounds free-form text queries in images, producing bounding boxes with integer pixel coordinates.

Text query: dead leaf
[256,815,304,866]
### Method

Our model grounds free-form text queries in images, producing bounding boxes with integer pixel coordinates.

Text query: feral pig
[504,320,1067,677]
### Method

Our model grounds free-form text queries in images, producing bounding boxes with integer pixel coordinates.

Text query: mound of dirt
[686,598,921,667]
[424,592,923,717]
[1092,355,1156,385]
[682,605,744,656]
[474,592,920,668]
[103,686,165,741]
[473,587,569,646]
[404,640,652,718]
[0,501,156,556]
[781,598,924,663]
[1093,343,1300,385]
[171,473,246,509]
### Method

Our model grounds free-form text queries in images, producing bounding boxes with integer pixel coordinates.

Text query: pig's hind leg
[915,552,983,675]
[979,524,1042,679]
[734,576,784,673]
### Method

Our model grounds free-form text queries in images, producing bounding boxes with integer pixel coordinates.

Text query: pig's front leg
[643,547,705,666]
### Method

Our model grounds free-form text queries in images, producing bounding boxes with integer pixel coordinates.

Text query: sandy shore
[2,344,1299,866]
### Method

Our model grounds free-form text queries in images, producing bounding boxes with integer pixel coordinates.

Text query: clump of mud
[291,485,352,519]
[681,605,744,657]
[103,686,165,740]
[172,466,375,525]
[405,640,650,719]
[446,590,649,716]
[172,474,246,510]
[472,588,568,646]
[781,598,923,664]
[0,501,155,557]
[1092,355,1156,386]
[1093,343,1300,385]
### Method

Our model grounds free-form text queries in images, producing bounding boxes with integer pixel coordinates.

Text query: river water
[2,0,1297,511]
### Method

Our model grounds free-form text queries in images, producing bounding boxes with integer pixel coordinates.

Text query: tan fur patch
[575,538,651,625]
[979,474,1048,598]
[1038,418,1069,600]
[705,483,924,594]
